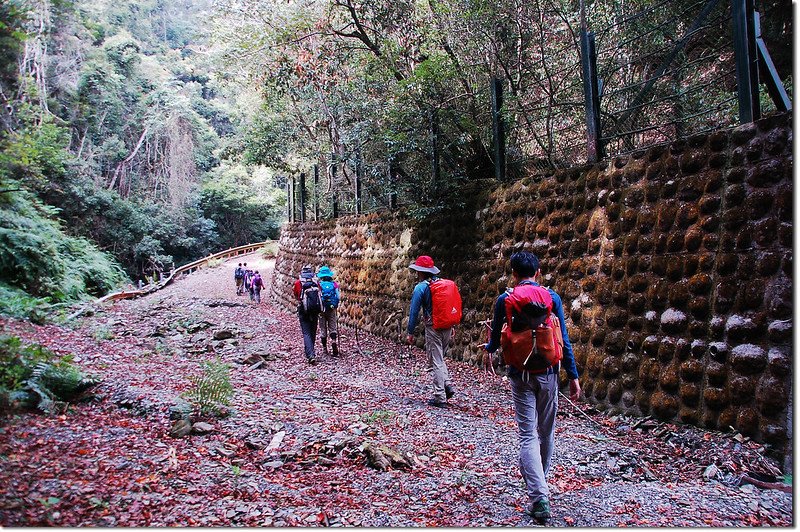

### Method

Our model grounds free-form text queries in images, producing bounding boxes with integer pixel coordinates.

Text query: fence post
[330,153,339,218]
[285,178,292,222]
[290,177,296,222]
[299,172,307,222]
[732,0,760,122]
[355,148,362,215]
[388,159,398,211]
[430,108,441,189]
[490,77,506,180]
[754,12,792,113]
[581,29,602,163]
[313,164,320,220]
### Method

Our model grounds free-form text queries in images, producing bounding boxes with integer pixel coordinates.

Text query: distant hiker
[234,263,245,295]
[293,265,323,365]
[406,255,462,408]
[482,251,580,523]
[317,265,341,357]
[251,270,265,304]
[243,263,253,293]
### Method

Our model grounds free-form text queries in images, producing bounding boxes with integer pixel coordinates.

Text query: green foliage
[198,163,282,248]
[259,241,279,259]
[0,282,50,323]
[0,182,127,304]
[362,410,394,424]
[182,358,234,416]
[0,335,100,414]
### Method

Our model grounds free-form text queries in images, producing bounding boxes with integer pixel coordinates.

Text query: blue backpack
[319,280,339,309]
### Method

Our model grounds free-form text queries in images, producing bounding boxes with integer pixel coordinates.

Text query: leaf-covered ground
[0,255,792,526]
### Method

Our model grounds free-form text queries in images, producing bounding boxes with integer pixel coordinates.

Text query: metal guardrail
[67,242,271,319]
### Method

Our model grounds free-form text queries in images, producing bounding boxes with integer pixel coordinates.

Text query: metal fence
[287,0,790,222]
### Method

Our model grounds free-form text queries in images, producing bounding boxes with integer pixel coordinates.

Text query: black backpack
[300,279,322,315]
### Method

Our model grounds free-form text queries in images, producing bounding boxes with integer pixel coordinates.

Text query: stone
[680,360,704,382]
[767,347,791,374]
[725,315,759,342]
[755,376,790,416]
[706,362,728,386]
[659,364,680,392]
[679,383,701,406]
[192,422,215,434]
[170,419,192,438]
[703,387,729,410]
[729,377,756,405]
[730,344,767,375]
[660,309,688,334]
[214,329,236,340]
[639,359,660,390]
[651,391,679,420]
[731,123,757,145]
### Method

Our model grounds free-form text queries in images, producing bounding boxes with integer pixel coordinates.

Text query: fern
[182,359,233,416]
[0,335,100,414]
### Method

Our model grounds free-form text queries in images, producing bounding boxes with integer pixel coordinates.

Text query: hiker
[317,266,341,357]
[293,265,323,365]
[406,255,462,408]
[482,251,580,523]
[234,263,245,295]
[243,263,253,294]
[251,270,265,304]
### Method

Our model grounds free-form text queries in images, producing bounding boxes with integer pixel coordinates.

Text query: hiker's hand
[569,378,581,402]
[406,334,414,345]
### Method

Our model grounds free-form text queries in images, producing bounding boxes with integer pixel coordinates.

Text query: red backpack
[427,278,462,330]
[500,283,563,373]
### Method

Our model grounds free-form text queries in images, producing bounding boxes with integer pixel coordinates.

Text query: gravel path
[0,253,792,526]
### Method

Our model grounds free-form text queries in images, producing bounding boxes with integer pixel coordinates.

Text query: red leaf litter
[0,256,792,526]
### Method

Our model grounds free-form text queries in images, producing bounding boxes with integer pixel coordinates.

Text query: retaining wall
[271,114,792,450]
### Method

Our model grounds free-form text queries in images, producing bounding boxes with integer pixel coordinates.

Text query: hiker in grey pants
[293,265,320,365]
[406,255,455,408]
[483,251,581,522]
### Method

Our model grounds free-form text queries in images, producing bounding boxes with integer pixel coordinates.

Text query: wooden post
[581,29,602,163]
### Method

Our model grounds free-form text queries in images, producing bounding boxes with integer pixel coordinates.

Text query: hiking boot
[321,341,329,357]
[308,356,318,366]
[331,342,339,357]
[445,385,455,399]
[526,499,551,521]
[427,398,448,408]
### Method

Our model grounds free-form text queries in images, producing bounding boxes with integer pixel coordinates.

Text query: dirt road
[0,253,792,526]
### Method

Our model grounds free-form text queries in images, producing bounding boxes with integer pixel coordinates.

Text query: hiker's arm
[550,290,579,381]
[406,283,425,336]
[484,294,507,353]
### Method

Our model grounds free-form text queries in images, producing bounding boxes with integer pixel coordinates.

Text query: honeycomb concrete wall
[272,114,792,449]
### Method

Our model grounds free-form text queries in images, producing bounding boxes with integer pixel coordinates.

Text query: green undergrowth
[0,183,128,321]
[0,334,100,414]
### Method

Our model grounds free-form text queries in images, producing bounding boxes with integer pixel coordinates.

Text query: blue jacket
[407,277,437,334]
[485,280,579,380]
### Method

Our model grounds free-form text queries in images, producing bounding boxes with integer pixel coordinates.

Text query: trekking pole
[478,319,496,375]
[558,391,605,430]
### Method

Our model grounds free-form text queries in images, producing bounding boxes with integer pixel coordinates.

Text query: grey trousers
[510,371,559,504]
[424,322,452,401]
[319,308,338,341]
[298,311,319,359]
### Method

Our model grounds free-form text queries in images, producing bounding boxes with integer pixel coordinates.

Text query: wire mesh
[593,0,738,157]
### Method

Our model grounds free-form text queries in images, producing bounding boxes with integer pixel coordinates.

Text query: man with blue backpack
[317,266,341,358]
